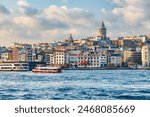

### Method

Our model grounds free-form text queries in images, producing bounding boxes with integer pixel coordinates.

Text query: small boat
[32,66,61,73]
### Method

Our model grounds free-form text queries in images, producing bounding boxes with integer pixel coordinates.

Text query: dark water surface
[0,70,150,100]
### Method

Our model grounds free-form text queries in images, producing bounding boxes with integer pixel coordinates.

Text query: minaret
[98,21,107,39]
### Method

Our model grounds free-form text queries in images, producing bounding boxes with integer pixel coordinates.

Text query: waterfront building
[88,53,100,68]
[99,51,107,67]
[111,54,122,67]
[17,48,32,62]
[12,47,20,61]
[37,52,45,62]
[142,44,150,67]
[19,52,26,61]
[50,50,69,67]
[36,54,43,62]
[123,50,142,66]
[32,53,37,62]
[45,51,53,65]
[105,50,114,65]
[32,49,38,62]
[1,52,12,61]
[68,51,80,67]
[26,48,32,62]
[78,52,100,68]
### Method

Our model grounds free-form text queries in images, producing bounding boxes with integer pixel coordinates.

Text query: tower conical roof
[101,20,106,29]
[98,20,107,38]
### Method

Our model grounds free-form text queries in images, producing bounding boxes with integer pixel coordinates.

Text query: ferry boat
[32,66,61,73]
[0,62,29,71]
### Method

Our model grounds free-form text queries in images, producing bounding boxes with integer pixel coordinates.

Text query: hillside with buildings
[0,21,150,70]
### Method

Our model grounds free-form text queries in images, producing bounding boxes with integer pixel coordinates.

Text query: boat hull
[32,69,61,73]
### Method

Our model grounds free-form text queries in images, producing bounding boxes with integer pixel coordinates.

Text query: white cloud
[0,2,97,46]
[43,5,95,28]
[1,0,149,46]
[112,5,145,24]
[17,0,30,7]
[14,16,39,28]
[17,0,38,16]
[102,0,150,38]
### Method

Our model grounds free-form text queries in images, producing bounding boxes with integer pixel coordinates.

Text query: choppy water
[0,70,150,100]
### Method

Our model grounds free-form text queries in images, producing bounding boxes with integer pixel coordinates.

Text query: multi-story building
[115,36,147,48]
[142,44,150,67]
[19,53,26,61]
[78,52,100,68]
[11,43,32,49]
[50,50,69,67]
[1,52,12,61]
[37,52,45,62]
[0,53,1,60]
[99,51,107,67]
[105,50,114,65]
[123,50,142,66]
[15,48,32,62]
[32,49,38,62]
[26,49,32,62]
[37,54,43,62]
[45,50,53,65]
[12,47,20,61]
[68,51,80,66]
[111,54,122,67]
[87,53,100,68]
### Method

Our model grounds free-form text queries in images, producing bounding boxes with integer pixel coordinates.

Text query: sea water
[0,70,150,100]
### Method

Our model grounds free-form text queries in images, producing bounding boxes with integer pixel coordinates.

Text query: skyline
[0,0,150,46]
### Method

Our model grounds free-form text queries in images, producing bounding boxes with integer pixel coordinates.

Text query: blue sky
[0,0,150,46]
[1,0,115,10]
[0,0,116,19]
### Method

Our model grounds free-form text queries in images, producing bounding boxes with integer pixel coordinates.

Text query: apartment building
[50,50,69,66]
[142,44,150,67]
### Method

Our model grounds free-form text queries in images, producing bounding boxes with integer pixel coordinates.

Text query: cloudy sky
[0,0,150,46]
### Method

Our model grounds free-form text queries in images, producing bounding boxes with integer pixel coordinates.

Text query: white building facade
[111,54,122,67]
[50,50,69,66]
[142,44,150,67]
[99,52,107,67]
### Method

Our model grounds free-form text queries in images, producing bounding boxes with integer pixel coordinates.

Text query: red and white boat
[32,66,61,73]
